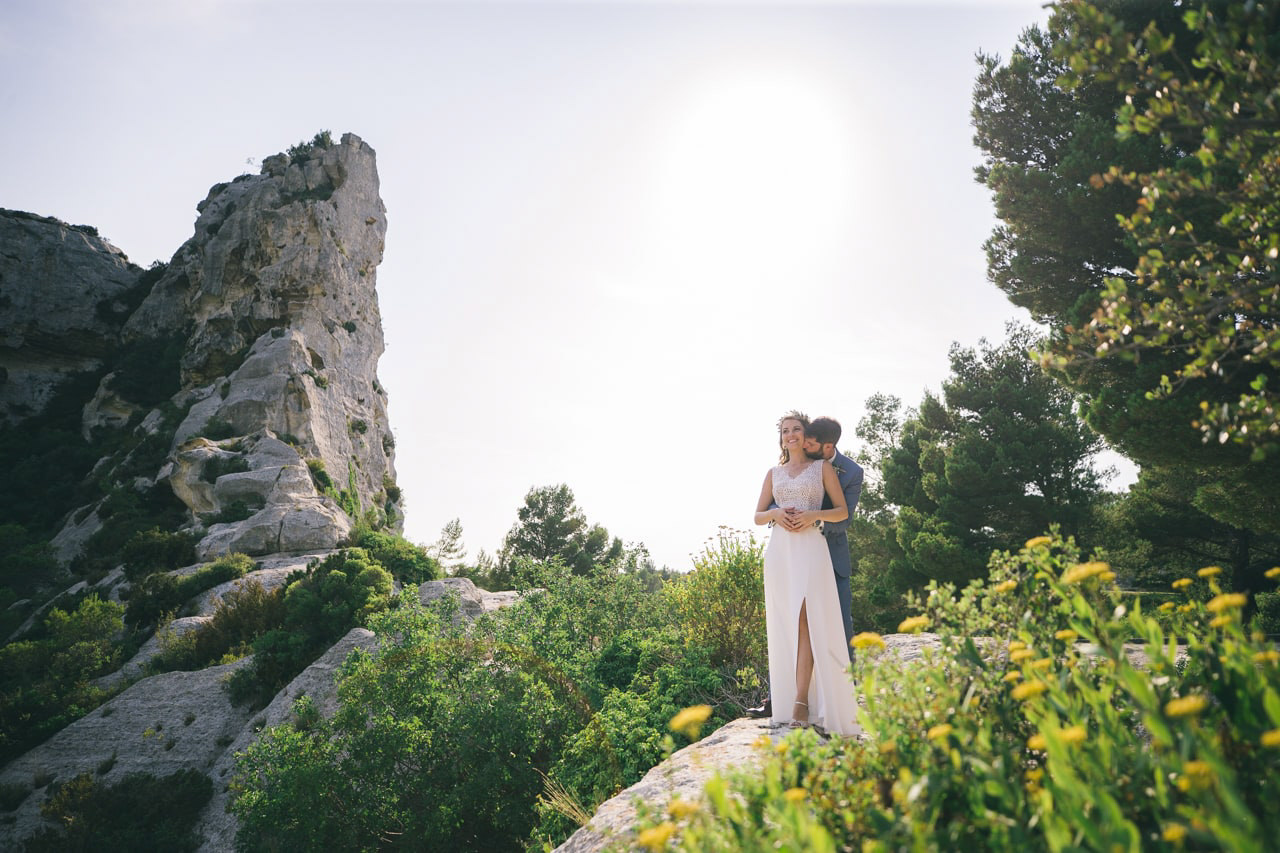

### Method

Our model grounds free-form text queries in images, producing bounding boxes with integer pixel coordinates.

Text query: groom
[749,415,863,719]
[801,416,863,649]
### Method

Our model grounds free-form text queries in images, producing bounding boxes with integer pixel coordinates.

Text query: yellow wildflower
[852,632,885,651]
[1179,604,1196,613]
[1061,725,1087,745]
[1171,578,1193,590]
[1197,566,1223,578]
[752,735,773,750]
[1253,650,1280,665]
[1162,824,1187,842]
[1054,629,1078,641]
[993,579,1018,593]
[1266,566,1280,580]
[1158,602,1175,612]
[1027,733,1047,751]
[668,798,699,820]
[774,742,789,754]
[1008,640,1027,652]
[1165,695,1209,718]
[1177,760,1213,791]
[783,787,807,805]
[1002,671,1023,683]
[1010,648,1036,663]
[669,705,712,739]
[1025,536,1052,549]
[878,741,897,755]
[1261,729,1280,748]
[927,723,953,741]
[637,821,676,851]
[1098,571,1117,582]
[1206,593,1247,613]
[1062,561,1109,584]
[1012,681,1048,701]
[1209,615,1232,629]
[1030,657,1054,671]
[898,616,929,634]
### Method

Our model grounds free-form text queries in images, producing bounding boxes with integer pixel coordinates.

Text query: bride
[754,412,861,735]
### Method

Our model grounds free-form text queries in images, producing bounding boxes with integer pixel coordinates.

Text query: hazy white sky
[2,0,1084,570]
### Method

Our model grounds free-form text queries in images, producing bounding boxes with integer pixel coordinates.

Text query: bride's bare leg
[794,600,813,723]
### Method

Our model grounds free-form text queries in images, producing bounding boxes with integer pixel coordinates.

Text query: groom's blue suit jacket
[820,450,864,579]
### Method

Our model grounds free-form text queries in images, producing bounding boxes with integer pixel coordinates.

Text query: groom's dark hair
[808,417,841,446]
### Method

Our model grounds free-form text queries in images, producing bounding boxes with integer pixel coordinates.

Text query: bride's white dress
[764,459,861,736]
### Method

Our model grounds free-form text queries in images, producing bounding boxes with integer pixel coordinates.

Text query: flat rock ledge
[555,717,787,853]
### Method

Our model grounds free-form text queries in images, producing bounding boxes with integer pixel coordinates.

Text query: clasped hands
[775,506,818,532]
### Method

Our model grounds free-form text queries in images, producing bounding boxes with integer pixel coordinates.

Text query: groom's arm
[823,460,863,536]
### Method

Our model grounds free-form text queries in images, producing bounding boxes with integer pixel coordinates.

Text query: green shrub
[0,595,125,765]
[125,553,253,628]
[1253,590,1280,636]
[209,499,263,525]
[346,527,439,585]
[634,534,1280,851]
[119,528,198,583]
[231,560,734,851]
[664,528,766,698]
[226,549,392,708]
[286,130,333,163]
[23,769,212,852]
[200,417,237,441]
[107,333,185,407]
[304,458,332,491]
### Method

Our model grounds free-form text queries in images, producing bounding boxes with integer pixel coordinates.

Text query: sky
[2,0,1122,571]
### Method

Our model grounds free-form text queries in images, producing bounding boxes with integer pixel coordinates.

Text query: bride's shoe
[788,700,809,728]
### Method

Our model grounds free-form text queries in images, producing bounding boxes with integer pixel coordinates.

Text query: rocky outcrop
[0,658,256,843]
[15,133,400,568]
[0,210,140,425]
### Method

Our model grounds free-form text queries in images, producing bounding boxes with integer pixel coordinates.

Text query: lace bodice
[772,459,824,511]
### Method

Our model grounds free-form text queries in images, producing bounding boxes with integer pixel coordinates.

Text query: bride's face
[779,419,806,455]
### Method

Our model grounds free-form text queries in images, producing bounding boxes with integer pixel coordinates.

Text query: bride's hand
[788,510,817,529]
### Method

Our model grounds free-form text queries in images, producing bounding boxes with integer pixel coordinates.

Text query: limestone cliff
[0,211,140,425]
[0,133,408,846]
[2,133,402,568]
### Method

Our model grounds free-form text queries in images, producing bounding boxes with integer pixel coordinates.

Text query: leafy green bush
[0,595,125,765]
[346,527,439,585]
[124,553,253,628]
[634,533,1280,851]
[230,561,735,850]
[23,769,212,851]
[286,130,333,163]
[201,454,249,483]
[119,528,199,583]
[148,577,286,674]
[664,528,766,704]
[226,549,393,708]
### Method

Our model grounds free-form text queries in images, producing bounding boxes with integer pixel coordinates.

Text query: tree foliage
[1050,0,1280,460]
[881,324,1106,586]
[972,0,1280,537]
[501,484,624,577]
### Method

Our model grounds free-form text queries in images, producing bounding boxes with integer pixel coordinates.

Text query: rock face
[0,210,140,425]
[13,133,401,565]
[0,133,414,848]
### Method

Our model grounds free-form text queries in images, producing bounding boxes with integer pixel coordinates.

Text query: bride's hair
[777,410,811,464]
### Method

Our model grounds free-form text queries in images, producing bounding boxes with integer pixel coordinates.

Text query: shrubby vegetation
[229,535,764,851]
[124,552,253,629]
[0,595,126,765]
[23,768,212,852]
[634,532,1280,850]
[226,548,393,708]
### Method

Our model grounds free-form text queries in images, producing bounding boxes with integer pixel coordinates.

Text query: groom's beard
[804,449,824,460]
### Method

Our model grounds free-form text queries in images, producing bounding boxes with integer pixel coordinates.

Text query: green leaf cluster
[231,563,734,850]
[0,595,125,765]
[632,532,1280,850]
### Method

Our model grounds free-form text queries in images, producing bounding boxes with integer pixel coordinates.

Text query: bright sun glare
[648,66,861,286]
